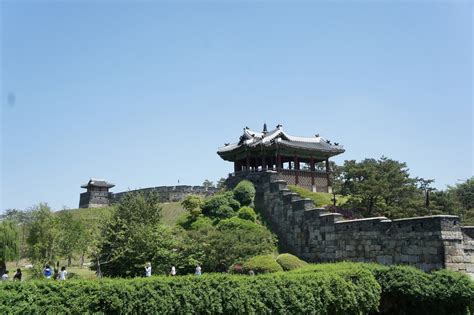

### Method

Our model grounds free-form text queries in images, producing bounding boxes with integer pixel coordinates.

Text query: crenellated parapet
[227,171,474,278]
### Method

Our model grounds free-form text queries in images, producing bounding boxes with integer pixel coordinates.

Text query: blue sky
[1,1,472,211]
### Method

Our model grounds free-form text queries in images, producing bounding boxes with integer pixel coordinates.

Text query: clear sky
[1,1,472,211]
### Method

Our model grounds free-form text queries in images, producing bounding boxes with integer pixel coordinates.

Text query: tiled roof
[218,125,344,154]
[81,178,115,189]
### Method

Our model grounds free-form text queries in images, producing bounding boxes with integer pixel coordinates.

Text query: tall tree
[341,157,420,217]
[0,221,19,275]
[56,212,88,267]
[93,192,173,277]
[26,203,60,264]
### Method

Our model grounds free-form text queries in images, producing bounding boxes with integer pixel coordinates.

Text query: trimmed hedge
[294,262,474,315]
[0,271,380,314]
[276,253,308,271]
[241,254,283,274]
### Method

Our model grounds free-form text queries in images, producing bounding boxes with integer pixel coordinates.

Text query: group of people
[1,268,22,281]
[43,265,68,280]
[1,265,68,282]
[144,263,202,277]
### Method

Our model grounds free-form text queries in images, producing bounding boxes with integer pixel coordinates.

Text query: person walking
[1,270,9,281]
[145,263,152,277]
[59,266,67,281]
[170,266,176,276]
[43,265,52,279]
[13,268,22,281]
[195,265,202,276]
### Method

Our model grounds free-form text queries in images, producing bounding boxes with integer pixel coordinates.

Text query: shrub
[201,193,239,219]
[242,254,283,274]
[237,206,257,222]
[233,180,256,207]
[0,271,381,314]
[293,262,474,315]
[217,217,262,231]
[190,216,213,230]
[276,253,308,271]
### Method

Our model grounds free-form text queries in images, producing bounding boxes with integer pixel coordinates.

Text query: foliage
[276,253,308,271]
[237,206,257,222]
[92,192,173,277]
[233,180,256,207]
[56,212,89,266]
[0,270,381,314]
[241,254,283,274]
[202,179,214,189]
[0,221,19,274]
[340,157,423,218]
[181,195,204,219]
[189,216,213,230]
[294,262,474,315]
[26,203,60,264]
[288,185,348,207]
[217,217,263,231]
[201,192,240,220]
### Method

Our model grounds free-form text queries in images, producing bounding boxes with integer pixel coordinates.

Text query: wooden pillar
[234,161,239,173]
[246,156,250,171]
[261,156,266,171]
[325,158,331,187]
[310,158,315,187]
[294,156,299,185]
[277,154,282,170]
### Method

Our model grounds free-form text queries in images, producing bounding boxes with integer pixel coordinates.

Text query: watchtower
[79,178,115,208]
[217,124,345,192]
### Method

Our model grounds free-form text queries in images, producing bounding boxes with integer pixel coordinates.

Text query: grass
[287,185,349,207]
[59,202,185,227]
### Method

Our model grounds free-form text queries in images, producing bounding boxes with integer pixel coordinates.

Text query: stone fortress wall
[111,185,219,204]
[225,171,474,278]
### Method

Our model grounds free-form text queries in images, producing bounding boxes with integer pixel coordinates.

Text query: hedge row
[0,269,380,314]
[294,262,474,315]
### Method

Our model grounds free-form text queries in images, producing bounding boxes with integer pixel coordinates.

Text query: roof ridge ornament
[263,123,268,134]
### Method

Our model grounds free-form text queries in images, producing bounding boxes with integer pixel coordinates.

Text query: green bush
[242,254,283,274]
[293,262,474,315]
[217,217,263,231]
[189,216,213,230]
[201,193,240,219]
[0,270,380,314]
[237,206,257,222]
[233,180,256,207]
[276,253,308,271]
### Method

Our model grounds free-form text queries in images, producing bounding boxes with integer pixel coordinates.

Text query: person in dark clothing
[13,268,22,281]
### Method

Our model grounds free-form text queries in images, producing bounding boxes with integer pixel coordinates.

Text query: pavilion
[217,124,345,192]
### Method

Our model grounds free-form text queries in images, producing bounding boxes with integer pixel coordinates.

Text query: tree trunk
[67,256,72,267]
[80,253,84,268]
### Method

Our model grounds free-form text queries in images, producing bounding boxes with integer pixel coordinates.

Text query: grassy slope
[60,202,185,227]
[287,185,349,207]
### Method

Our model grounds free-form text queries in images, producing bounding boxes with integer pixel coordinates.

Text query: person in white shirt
[59,266,67,280]
[145,263,152,277]
[1,270,9,281]
[170,266,176,276]
[195,265,202,276]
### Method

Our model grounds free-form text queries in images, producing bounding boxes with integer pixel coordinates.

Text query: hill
[59,202,185,227]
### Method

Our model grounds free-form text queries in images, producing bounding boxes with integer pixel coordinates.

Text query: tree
[233,180,256,207]
[453,177,474,211]
[341,157,420,218]
[216,177,227,190]
[56,212,88,267]
[26,203,60,264]
[0,221,19,275]
[202,179,214,189]
[92,192,179,277]
[181,195,204,219]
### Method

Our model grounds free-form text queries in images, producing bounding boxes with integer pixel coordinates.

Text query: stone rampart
[111,185,219,203]
[226,171,474,277]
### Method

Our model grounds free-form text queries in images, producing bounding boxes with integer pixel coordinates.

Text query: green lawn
[287,185,349,207]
